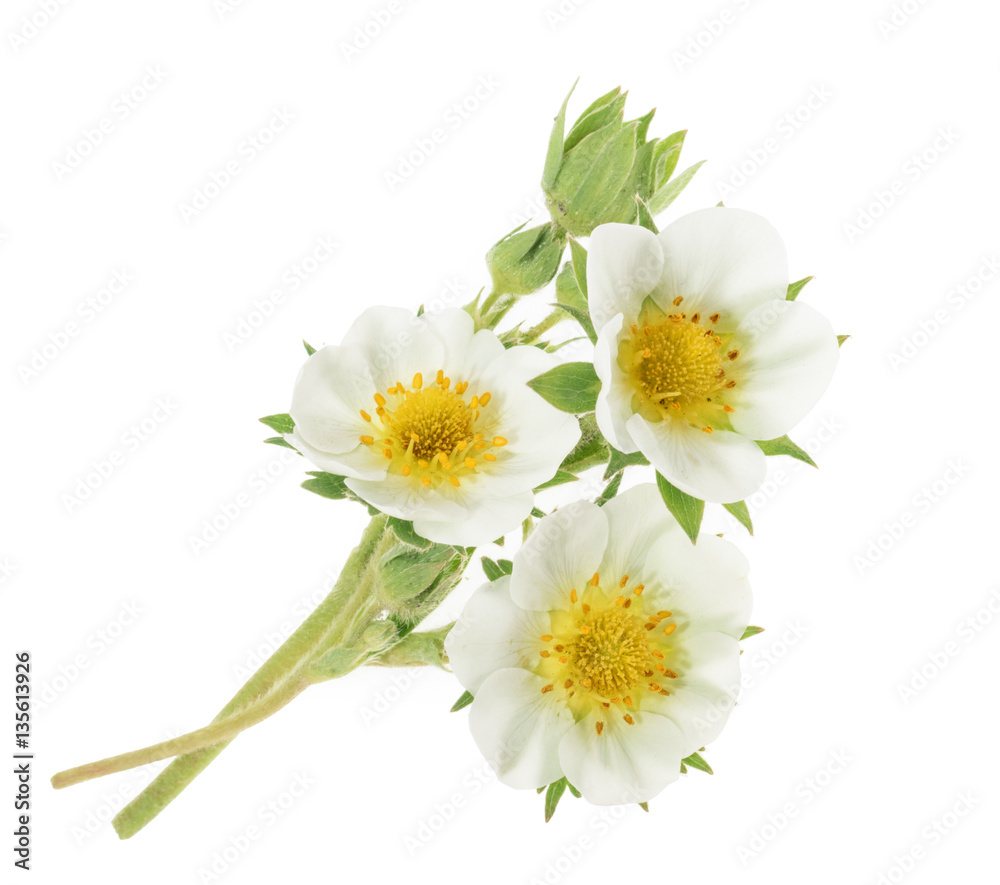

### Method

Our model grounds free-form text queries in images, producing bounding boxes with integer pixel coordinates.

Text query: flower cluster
[271,88,840,815]
[52,81,842,839]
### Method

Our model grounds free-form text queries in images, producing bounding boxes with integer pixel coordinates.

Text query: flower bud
[378,542,457,602]
[541,83,696,237]
[485,222,564,297]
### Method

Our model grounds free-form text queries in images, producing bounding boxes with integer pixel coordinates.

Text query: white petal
[341,306,445,392]
[587,223,664,331]
[510,501,609,611]
[625,414,767,504]
[289,429,387,481]
[640,533,752,640]
[594,314,641,454]
[644,631,742,749]
[468,668,575,790]
[597,484,683,585]
[345,472,469,522]
[653,208,788,331]
[422,308,477,372]
[458,328,506,382]
[289,345,375,455]
[727,300,839,440]
[558,710,685,805]
[415,490,534,547]
[444,576,550,694]
[473,346,582,492]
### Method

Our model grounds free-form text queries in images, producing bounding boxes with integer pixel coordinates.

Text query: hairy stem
[51,514,391,838]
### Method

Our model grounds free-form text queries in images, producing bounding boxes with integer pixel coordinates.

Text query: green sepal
[536,470,579,491]
[527,362,601,413]
[544,777,569,822]
[604,446,649,479]
[596,472,622,506]
[450,690,474,712]
[542,80,578,191]
[301,471,350,500]
[682,751,713,775]
[259,413,294,434]
[264,436,296,450]
[722,501,753,535]
[786,276,814,301]
[635,196,658,233]
[387,517,435,549]
[838,334,850,346]
[560,414,610,475]
[655,472,704,544]
[303,340,316,356]
[740,625,765,640]
[648,160,705,215]
[756,435,817,467]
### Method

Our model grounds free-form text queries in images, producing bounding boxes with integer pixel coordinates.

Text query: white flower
[445,484,751,805]
[588,208,838,503]
[287,306,580,546]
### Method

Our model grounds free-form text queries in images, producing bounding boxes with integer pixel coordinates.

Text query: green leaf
[596,471,622,506]
[756,435,817,468]
[740,625,765,641]
[536,470,579,491]
[604,446,649,479]
[531,507,546,519]
[303,340,316,356]
[655,473,704,544]
[648,159,705,215]
[259,413,294,434]
[542,80,578,190]
[722,501,753,535]
[838,334,850,347]
[638,801,649,812]
[679,761,688,774]
[786,276,814,301]
[264,436,296,450]
[635,196,658,233]
[544,777,569,822]
[569,237,589,301]
[387,517,434,549]
[481,556,506,582]
[450,690,474,712]
[566,782,581,798]
[301,471,350,500]
[682,751,713,775]
[527,362,601,414]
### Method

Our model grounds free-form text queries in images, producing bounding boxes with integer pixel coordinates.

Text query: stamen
[595,721,604,735]
[359,435,374,445]
[619,575,629,588]
[493,437,507,446]
[541,684,554,694]
[412,372,423,389]
[479,392,491,406]
[663,623,677,635]
[623,714,634,725]
[360,410,372,422]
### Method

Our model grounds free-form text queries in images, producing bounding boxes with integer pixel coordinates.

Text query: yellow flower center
[567,608,650,697]
[537,573,681,734]
[357,370,506,489]
[618,297,740,432]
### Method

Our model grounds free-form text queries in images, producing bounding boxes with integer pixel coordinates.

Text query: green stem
[479,288,503,314]
[524,307,567,343]
[52,514,391,839]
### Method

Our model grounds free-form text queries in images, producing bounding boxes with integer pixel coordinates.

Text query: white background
[2,1,998,882]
